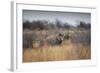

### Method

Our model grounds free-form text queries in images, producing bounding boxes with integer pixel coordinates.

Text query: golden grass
[23,40,91,62]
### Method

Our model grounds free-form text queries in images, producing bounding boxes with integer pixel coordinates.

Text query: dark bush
[71,30,91,46]
[77,21,91,29]
[23,21,32,30]
[23,32,37,48]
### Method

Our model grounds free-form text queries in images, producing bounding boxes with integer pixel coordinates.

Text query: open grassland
[23,40,91,62]
[23,20,91,62]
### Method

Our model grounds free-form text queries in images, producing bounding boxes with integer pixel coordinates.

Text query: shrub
[71,30,91,46]
[23,32,37,48]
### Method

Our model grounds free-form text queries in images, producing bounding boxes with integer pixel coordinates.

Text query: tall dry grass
[23,40,91,62]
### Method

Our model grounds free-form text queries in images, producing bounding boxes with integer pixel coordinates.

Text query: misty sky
[23,10,91,26]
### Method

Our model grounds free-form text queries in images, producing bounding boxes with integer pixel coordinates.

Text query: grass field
[23,20,91,62]
[23,10,91,62]
[23,37,91,62]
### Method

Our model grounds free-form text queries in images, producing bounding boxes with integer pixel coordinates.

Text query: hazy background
[23,10,91,26]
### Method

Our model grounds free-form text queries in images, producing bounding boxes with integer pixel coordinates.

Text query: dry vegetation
[23,20,91,62]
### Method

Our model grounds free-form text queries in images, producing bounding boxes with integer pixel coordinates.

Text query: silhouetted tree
[55,19,62,28]
[23,21,32,30]
[78,21,91,29]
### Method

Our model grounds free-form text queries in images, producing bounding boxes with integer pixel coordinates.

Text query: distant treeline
[23,20,91,30]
